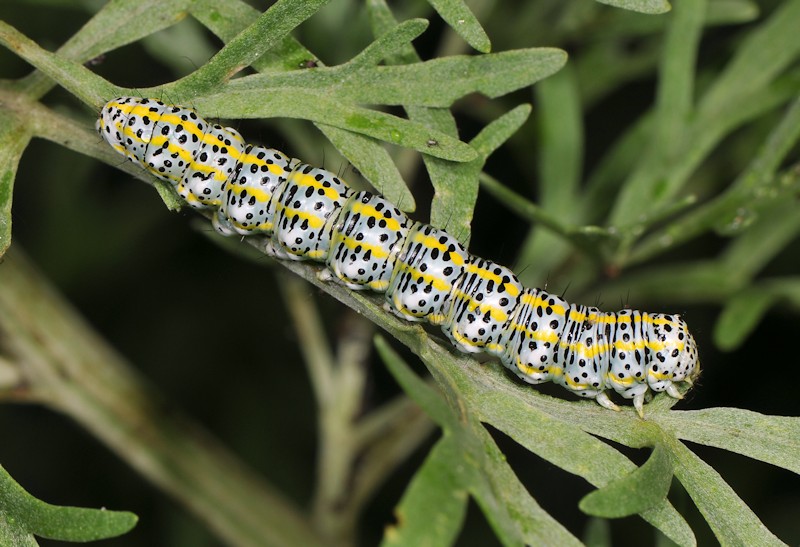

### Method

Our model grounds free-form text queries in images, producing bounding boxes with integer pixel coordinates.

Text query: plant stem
[279,272,370,545]
[278,271,434,545]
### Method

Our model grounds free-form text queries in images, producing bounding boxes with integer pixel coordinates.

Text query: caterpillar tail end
[595,392,620,412]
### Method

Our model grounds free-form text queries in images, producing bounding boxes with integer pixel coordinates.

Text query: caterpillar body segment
[443,257,523,357]
[177,123,246,209]
[327,192,411,292]
[268,163,352,261]
[385,223,468,325]
[98,97,701,415]
[213,145,295,237]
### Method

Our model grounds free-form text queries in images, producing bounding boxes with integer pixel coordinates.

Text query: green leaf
[346,18,430,69]
[630,96,800,264]
[706,0,759,25]
[413,104,533,246]
[426,0,491,52]
[583,518,612,547]
[0,465,137,542]
[661,437,786,546]
[0,21,119,107]
[580,444,674,518]
[190,90,477,162]
[713,288,776,351]
[395,330,695,546]
[0,110,30,259]
[515,64,584,282]
[225,48,567,108]
[172,0,331,95]
[534,65,583,214]
[376,337,582,547]
[698,0,800,120]
[317,125,416,212]
[609,0,705,228]
[595,0,671,14]
[417,110,478,243]
[470,104,532,158]
[60,0,192,62]
[606,0,800,266]
[381,438,469,547]
[718,199,800,281]
[0,513,38,547]
[655,408,800,475]
[190,0,313,72]
[470,387,694,546]
[18,0,193,99]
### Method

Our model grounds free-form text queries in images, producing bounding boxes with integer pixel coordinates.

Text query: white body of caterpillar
[98,97,700,416]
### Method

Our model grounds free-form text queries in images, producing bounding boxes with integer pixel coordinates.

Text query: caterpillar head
[647,314,700,394]
[679,324,701,385]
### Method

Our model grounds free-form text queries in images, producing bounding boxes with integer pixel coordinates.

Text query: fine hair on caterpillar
[97,96,700,417]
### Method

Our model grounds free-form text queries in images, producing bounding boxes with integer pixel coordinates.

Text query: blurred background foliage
[0,0,799,545]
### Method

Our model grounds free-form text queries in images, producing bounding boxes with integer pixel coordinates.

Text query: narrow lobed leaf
[0,109,31,259]
[630,96,800,264]
[171,0,331,94]
[426,0,491,52]
[609,0,706,228]
[190,0,321,73]
[0,465,137,542]
[698,0,800,121]
[376,337,583,546]
[333,48,566,105]
[345,19,430,70]
[225,48,567,108]
[663,437,786,546]
[706,0,759,25]
[411,339,695,546]
[470,104,532,158]
[579,444,674,518]
[0,21,119,107]
[655,408,800,475]
[19,0,193,100]
[190,90,477,162]
[380,438,469,547]
[595,0,671,14]
[713,288,777,351]
[515,65,584,281]
[316,125,416,212]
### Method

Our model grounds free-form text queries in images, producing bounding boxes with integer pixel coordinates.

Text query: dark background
[1,0,798,545]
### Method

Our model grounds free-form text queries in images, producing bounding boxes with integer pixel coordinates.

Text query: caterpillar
[97,96,700,416]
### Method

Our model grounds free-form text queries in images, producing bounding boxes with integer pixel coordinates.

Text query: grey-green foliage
[0,0,798,545]
[0,465,136,545]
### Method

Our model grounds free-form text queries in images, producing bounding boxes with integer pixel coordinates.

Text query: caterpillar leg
[665,383,684,400]
[634,393,646,418]
[595,391,621,412]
